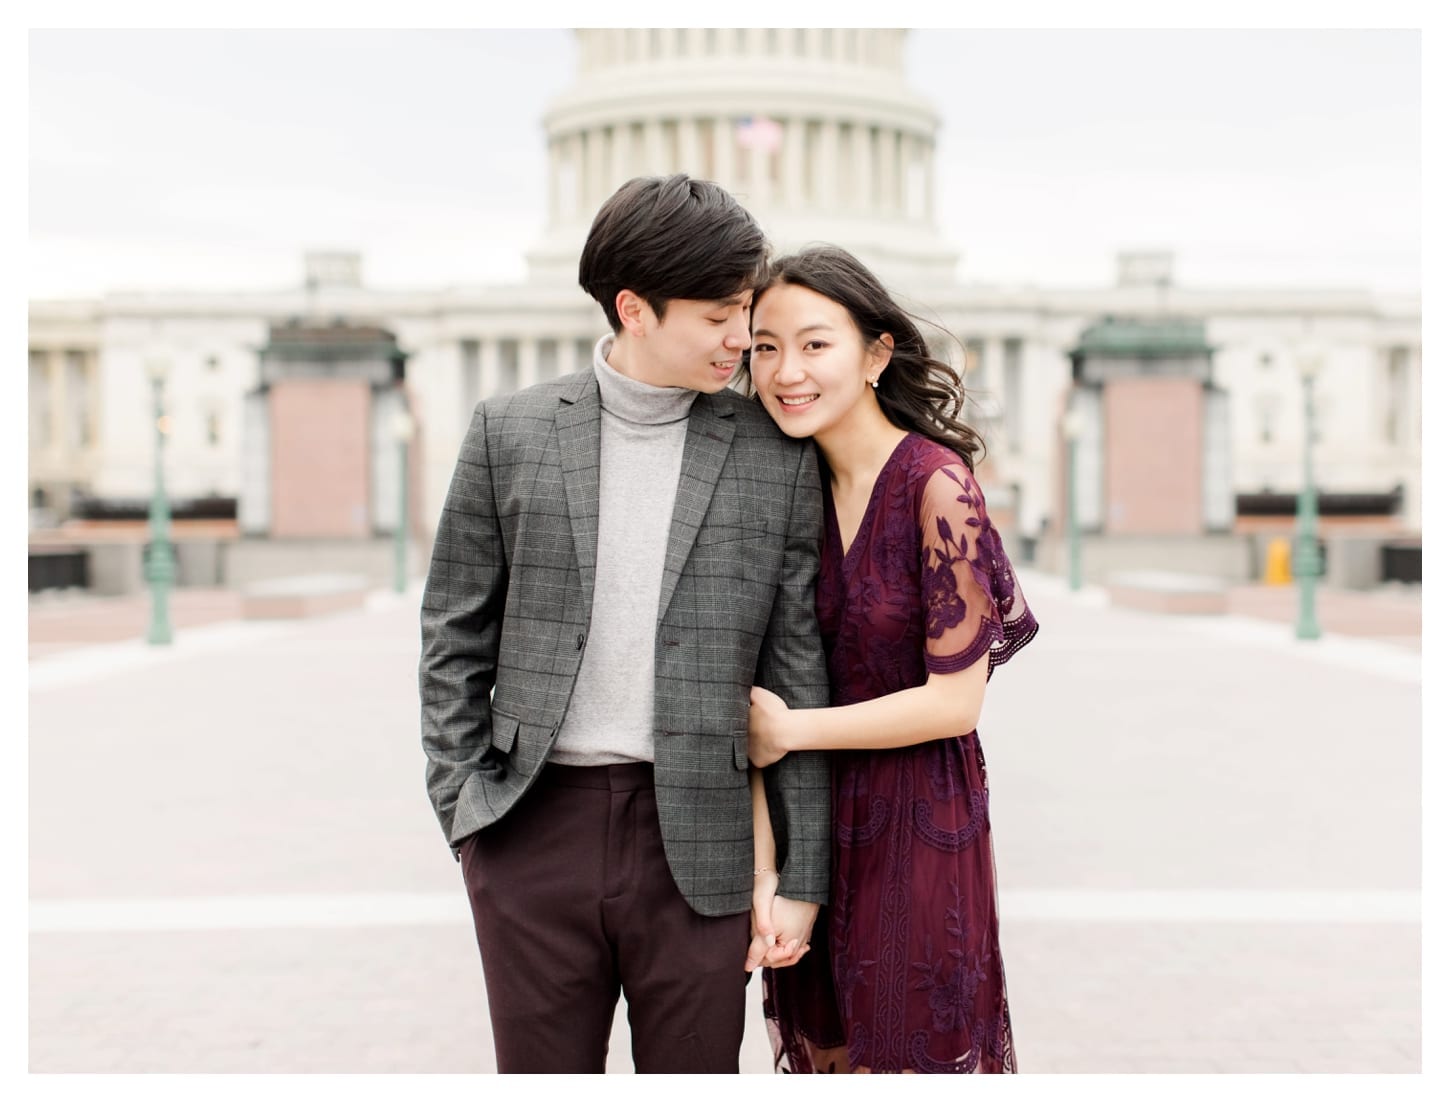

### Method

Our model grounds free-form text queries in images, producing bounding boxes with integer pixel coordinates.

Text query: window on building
[1254,392,1280,445]
[460,339,481,428]
[1258,352,1274,371]
[1385,347,1409,445]
[962,338,985,387]
[498,340,520,394]
[1002,338,1023,451]
[30,350,50,449]
[576,337,596,371]
[65,350,91,450]
[538,340,559,380]
[206,409,222,447]
[206,355,221,372]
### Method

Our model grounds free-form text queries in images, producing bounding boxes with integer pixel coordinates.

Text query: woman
[745,246,1037,1074]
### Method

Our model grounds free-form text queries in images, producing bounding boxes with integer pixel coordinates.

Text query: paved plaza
[28,570,1422,1073]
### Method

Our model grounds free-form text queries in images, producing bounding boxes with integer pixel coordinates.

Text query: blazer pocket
[733,737,750,772]
[490,710,520,754]
[695,524,770,547]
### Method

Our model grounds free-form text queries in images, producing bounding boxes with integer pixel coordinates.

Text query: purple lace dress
[764,433,1038,1074]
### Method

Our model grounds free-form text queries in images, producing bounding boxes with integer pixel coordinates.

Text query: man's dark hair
[578,174,770,333]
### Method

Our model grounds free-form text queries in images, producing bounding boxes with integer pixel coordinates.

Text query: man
[420,174,831,1073]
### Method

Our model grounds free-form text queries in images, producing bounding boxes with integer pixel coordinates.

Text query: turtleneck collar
[592,335,698,426]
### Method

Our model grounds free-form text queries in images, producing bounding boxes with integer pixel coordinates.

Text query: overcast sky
[27,28,1420,299]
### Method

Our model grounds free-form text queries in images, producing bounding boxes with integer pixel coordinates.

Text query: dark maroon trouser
[459,762,752,1073]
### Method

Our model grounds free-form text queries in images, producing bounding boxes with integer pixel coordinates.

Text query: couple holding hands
[420,174,1036,1074]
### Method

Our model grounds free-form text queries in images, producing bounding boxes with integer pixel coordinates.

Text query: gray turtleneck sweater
[549,336,698,766]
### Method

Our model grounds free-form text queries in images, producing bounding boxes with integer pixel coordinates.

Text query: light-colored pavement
[28,572,1422,1073]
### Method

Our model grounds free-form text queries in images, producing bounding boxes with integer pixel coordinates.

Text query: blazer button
[576,633,586,650]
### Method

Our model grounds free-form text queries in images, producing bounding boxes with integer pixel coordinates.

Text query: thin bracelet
[754,867,774,876]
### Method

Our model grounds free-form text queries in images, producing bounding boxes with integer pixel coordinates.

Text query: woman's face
[749,283,891,440]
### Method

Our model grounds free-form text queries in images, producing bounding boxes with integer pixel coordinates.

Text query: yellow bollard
[1264,536,1293,585]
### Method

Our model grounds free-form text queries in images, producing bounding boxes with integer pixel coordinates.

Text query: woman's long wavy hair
[748,245,985,471]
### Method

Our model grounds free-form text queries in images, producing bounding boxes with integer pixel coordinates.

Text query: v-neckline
[827,433,913,575]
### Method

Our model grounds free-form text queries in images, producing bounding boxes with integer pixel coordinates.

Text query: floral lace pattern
[763,434,1035,1074]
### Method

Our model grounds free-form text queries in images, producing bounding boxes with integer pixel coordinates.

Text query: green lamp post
[1062,408,1086,592]
[391,407,415,594]
[143,357,175,645]
[1294,354,1322,641]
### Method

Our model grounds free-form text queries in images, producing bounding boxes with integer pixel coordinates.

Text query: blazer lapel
[556,372,602,607]
[657,393,736,624]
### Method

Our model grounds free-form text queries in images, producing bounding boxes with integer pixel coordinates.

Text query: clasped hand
[747,685,795,768]
[745,869,819,973]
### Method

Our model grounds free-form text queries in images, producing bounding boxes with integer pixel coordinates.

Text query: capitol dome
[526,28,959,292]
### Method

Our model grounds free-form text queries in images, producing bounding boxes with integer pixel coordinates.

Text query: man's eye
[707,317,726,325]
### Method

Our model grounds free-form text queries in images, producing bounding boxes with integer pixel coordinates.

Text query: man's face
[628,290,753,393]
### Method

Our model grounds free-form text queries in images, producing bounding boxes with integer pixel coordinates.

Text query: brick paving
[28,588,245,659]
[28,572,1422,1073]
[1225,582,1421,650]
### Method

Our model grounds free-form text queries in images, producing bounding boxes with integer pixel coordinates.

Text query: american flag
[735,116,784,153]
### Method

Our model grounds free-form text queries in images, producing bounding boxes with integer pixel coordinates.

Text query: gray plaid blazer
[420,369,831,916]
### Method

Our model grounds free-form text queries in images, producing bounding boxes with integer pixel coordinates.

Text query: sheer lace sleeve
[917,461,1038,678]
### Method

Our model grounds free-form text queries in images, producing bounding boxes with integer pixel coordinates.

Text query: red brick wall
[269,379,371,538]
[1104,376,1203,535]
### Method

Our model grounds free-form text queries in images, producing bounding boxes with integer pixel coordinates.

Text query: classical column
[823,120,844,210]
[904,134,925,220]
[606,124,629,194]
[748,129,770,205]
[680,114,701,176]
[546,136,559,223]
[564,132,583,219]
[644,118,665,175]
[575,132,589,209]
[982,337,1006,438]
[923,135,937,224]
[48,350,66,459]
[783,116,806,208]
[518,339,540,390]
[850,123,871,212]
[804,27,822,61]
[480,337,501,399]
[714,115,734,192]
[876,127,896,216]
[585,127,605,211]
